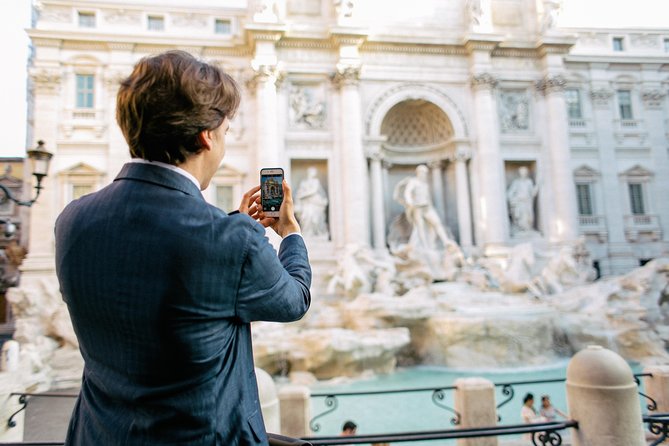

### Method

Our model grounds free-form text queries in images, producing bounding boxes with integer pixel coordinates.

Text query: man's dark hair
[342,421,357,431]
[116,50,240,164]
[523,393,534,404]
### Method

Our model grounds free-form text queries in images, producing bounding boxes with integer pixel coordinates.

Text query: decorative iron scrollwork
[634,374,658,411]
[309,395,339,433]
[496,384,515,421]
[7,394,27,428]
[532,429,563,446]
[431,389,460,425]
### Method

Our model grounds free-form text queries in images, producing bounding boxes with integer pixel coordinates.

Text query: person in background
[55,50,311,445]
[521,393,539,424]
[539,395,567,421]
[341,420,357,436]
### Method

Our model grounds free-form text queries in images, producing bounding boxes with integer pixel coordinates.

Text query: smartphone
[260,168,284,218]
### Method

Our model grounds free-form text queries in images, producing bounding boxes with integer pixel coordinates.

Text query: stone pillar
[470,72,508,251]
[278,384,311,438]
[247,26,285,173]
[454,377,497,446]
[643,365,669,413]
[251,65,282,170]
[453,148,473,249]
[367,145,386,250]
[333,60,369,246]
[256,368,280,434]
[428,160,446,222]
[537,74,579,243]
[21,67,62,277]
[566,345,645,446]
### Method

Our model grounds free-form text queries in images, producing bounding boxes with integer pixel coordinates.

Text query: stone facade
[22,0,669,289]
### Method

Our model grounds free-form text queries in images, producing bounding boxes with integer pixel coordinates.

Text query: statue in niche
[294,166,329,238]
[289,86,326,129]
[541,0,562,32]
[334,0,355,20]
[507,166,539,235]
[500,92,530,132]
[466,0,492,32]
[388,165,465,282]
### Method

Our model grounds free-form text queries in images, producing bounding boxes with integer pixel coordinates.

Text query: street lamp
[0,140,53,208]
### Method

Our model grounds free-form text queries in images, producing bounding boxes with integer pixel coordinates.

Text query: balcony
[569,118,588,128]
[59,108,107,139]
[624,214,662,242]
[613,119,647,145]
[578,214,608,242]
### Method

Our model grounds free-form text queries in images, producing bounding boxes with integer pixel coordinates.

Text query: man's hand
[239,185,261,220]
[258,180,301,237]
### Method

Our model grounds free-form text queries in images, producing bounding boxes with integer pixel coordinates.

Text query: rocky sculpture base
[2,256,668,388]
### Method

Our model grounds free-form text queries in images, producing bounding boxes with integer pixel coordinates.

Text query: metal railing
[310,384,461,433]
[644,412,669,446]
[302,420,578,446]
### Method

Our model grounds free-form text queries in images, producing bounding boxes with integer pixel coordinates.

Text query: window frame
[613,37,624,51]
[147,15,165,31]
[77,11,96,28]
[214,18,232,35]
[616,89,633,120]
[576,183,594,216]
[565,88,583,120]
[75,73,95,109]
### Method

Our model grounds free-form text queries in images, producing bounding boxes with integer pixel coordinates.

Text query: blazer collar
[114,162,204,199]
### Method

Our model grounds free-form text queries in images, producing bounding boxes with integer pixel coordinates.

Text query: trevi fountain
[2,164,668,394]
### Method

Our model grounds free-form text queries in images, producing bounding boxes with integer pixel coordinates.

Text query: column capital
[29,67,62,95]
[470,72,498,90]
[426,160,444,169]
[332,64,361,88]
[247,64,285,92]
[536,74,566,95]
[451,147,472,162]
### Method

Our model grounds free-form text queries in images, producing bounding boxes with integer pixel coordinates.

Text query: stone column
[247,26,285,173]
[537,74,579,243]
[453,148,473,248]
[251,65,282,171]
[470,72,508,250]
[454,377,497,446]
[278,384,311,438]
[366,139,386,250]
[428,160,446,222]
[21,67,62,276]
[333,65,370,246]
[566,345,645,446]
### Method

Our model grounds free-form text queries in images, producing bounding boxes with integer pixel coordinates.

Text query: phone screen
[260,168,284,216]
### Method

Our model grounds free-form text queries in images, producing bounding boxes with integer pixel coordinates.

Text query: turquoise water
[308,361,645,443]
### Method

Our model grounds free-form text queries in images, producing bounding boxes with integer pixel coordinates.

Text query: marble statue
[541,0,562,32]
[500,91,530,132]
[466,0,492,32]
[394,165,450,251]
[507,166,539,234]
[334,0,355,20]
[294,166,329,238]
[289,86,326,129]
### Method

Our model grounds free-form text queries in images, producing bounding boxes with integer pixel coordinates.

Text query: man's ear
[198,130,212,151]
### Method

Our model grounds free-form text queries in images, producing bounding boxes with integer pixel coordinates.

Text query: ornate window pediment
[619,164,653,181]
[573,165,600,181]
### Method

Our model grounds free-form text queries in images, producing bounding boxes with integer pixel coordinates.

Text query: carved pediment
[573,165,600,179]
[619,164,653,179]
[59,163,104,177]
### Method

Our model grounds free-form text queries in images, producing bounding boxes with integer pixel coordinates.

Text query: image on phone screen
[260,168,284,217]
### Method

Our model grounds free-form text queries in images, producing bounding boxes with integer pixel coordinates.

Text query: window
[78,11,96,28]
[148,15,164,31]
[215,19,232,35]
[617,90,633,120]
[576,183,593,215]
[72,184,93,200]
[613,37,624,51]
[216,185,234,212]
[628,183,645,215]
[76,74,94,109]
[565,89,582,119]
[664,38,669,52]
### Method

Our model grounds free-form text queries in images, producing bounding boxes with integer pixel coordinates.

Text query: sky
[1,0,668,158]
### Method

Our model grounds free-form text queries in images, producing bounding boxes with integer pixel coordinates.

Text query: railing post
[644,365,669,413]
[0,379,24,442]
[279,384,311,438]
[454,377,498,446]
[256,368,281,434]
[566,345,645,446]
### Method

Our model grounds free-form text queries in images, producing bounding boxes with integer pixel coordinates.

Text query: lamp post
[0,140,53,238]
[0,140,53,208]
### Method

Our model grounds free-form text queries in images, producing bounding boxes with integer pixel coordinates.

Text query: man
[55,50,311,445]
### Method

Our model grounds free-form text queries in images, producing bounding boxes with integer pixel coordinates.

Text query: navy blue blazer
[55,162,312,445]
